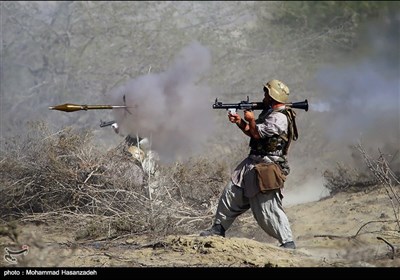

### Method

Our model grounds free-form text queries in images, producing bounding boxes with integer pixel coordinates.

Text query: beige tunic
[231,108,288,198]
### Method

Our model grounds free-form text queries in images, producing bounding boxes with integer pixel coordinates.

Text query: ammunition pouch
[254,162,286,192]
[249,134,288,156]
[265,134,287,152]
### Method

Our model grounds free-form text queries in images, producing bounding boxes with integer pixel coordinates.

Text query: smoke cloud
[310,19,399,166]
[313,65,399,145]
[106,42,215,162]
[310,101,331,113]
[285,17,399,202]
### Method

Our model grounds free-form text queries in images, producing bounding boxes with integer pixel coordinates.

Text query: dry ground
[1,185,399,268]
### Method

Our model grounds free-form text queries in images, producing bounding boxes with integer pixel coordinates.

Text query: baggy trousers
[214,182,293,244]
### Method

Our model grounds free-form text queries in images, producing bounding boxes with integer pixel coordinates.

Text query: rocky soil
[1,185,399,268]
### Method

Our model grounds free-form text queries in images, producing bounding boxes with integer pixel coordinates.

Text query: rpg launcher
[212,96,308,112]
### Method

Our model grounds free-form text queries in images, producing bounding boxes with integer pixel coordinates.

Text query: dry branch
[377,236,395,259]
[356,143,400,231]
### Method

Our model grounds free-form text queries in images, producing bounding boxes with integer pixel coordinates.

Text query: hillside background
[2,1,399,203]
[0,2,399,267]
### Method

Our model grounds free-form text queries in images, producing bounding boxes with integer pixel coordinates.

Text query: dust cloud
[311,19,399,166]
[105,41,215,162]
[285,18,399,204]
[284,177,330,207]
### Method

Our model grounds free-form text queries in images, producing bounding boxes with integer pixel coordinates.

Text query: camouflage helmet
[264,79,290,103]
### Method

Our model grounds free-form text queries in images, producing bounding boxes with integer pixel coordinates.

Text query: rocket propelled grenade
[48,103,128,112]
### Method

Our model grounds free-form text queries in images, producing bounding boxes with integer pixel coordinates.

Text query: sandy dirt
[1,186,399,268]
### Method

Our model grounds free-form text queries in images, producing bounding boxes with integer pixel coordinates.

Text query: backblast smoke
[106,41,215,162]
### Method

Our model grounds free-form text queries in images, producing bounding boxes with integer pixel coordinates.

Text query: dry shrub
[0,121,231,239]
[136,156,230,236]
[323,143,399,196]
[323,162,378,195]
[164,157,229,209]
[0,121,150,236]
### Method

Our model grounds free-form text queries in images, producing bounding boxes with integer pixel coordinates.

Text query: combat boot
[280,241,296,249]
[199,224,225,237]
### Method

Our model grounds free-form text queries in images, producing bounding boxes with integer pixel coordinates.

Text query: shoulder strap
[281,108,298,155]
[287,108,298,141]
